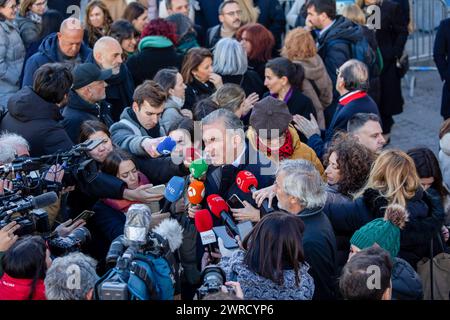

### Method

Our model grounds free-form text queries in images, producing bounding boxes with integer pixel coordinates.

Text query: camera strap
[130,260,158,299]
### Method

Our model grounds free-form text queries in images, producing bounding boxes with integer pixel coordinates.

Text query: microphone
[206,194,240,237]
[156,136,177,155]
[236,170,274,215]
[189,158,208,180]
[161,176,186,212]
[124,203,152,246]
[152,218,183,252]
[187,180,205,205]
[0,191,58,219]
[194,209,217,256]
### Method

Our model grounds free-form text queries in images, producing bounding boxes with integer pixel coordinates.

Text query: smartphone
[72,210,95,223]
[212,226,239,250]
[148,184,166,195]
[227,194,245,209]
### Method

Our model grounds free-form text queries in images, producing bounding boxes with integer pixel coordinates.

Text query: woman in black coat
[264,57,316,142]
[212,38,265,98]
[324,150,446,270]
[434,18,450,119]
[126,18,181,87]
[181,47,222,111]
[358,0,409,136]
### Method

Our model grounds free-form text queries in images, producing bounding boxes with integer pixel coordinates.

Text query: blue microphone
[161,176,186,212]
[156,137,177,155]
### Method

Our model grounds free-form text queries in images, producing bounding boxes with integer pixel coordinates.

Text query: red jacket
[0,273,46,300]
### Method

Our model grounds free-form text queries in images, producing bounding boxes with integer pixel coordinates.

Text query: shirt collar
[231,143,246,168]
[319,19,336,37]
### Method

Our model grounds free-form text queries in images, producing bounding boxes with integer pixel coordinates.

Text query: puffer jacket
[392,257,423,300]
[294,55,333,129]
[0,19,25,110]
[16,15,40,49]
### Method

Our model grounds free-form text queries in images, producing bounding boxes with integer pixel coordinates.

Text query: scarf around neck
[256,129,294,160]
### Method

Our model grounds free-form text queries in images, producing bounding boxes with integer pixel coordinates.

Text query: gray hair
[276,159,327,209]
[339,59,369,92]
[44,253,99,300]
[347,113,381,133]
[0,132,30,164]
[202,108,244,131]
[213,38,248,76]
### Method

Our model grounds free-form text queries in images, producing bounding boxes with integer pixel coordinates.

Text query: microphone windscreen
[32,191,58,208]
[189,158,208,179]
[206,194,229,218]
[164,176,186,202]
[187,180,205,205]
[156,136,177,155]
[124,204,152,245]
[236,170,258,193]
[194,209,213,232]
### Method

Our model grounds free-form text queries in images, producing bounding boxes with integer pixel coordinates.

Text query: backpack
[328,32,382,79]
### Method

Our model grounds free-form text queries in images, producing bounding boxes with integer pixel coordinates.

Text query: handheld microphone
[194,209,217,256]
[207,194,240,237]
[124,204,152,246]
[189,158,208,180]
[0,191,58,220]
[236,170,274,215]
[156,136,177,155]
[161,176,186,212]
[187,180,205,205]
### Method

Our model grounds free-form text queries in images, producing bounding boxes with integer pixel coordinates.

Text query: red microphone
[187,180,205,205]
[236,170,274,215]
[194,209,217,255]
[206,194,240,237]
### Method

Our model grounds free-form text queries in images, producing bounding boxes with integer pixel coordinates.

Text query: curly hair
[324,133,375,197]
[281,28,317,61]
[140,18,177,45]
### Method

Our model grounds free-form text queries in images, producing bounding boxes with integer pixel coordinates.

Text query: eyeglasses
[223,10,242,17]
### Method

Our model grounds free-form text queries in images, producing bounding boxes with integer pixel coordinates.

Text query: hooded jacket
[0,86,73,157]
[0,19,26,110]
[126,36,181,87]
[22,32,92,87]
[159,97,185,134]
[62,89,114,143]
[246,124,324,175]
[317,15,363,89]
[294,55,333,129]
[110,107,164,156]
[0,273,46,300]
[86,53,135,122]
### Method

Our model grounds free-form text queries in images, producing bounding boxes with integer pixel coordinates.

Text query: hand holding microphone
[236,171,274,215]
[156,136,177,155]
[207,194,240,237]
[141,137,165,158]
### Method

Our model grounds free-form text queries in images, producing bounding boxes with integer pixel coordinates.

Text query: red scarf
[103,172,150,213]
[256,129,295,160]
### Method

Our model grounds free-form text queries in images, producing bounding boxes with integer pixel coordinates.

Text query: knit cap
[350,204,409,258]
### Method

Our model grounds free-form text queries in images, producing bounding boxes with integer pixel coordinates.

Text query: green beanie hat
[350,204,409,258]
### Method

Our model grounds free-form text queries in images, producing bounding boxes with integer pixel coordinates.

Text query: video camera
[0,139,102,195]
[197,265,235,300]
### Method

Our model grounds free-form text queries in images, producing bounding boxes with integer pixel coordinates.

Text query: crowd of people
[0,0,449,301]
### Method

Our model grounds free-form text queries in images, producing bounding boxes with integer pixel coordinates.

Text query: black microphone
[0,191,58,219]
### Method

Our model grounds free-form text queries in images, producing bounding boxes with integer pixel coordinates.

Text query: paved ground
[389,68,443,154]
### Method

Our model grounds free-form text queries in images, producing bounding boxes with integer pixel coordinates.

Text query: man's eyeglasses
[223,10,242,17]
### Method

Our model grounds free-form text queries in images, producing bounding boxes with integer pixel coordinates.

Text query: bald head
[93,36,124,75]
[57,18,84,57]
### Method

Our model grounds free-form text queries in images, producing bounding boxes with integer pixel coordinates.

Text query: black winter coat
[220,70,265,97]
[86,54,135,122]
[126,46,181,87]
[297,207,338,300]
[62,90,114,143]
[434,18,450,119]
[183,78,216,110]
[392,257,423,300]
[0,86,73,157]
[369,0,408,116]
[324,188,446,269]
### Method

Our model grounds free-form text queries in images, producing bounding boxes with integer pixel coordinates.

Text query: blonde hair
[354,149,421,207]
[342,4,366,25]
[235,0,259,25]
[281,28,317,61]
